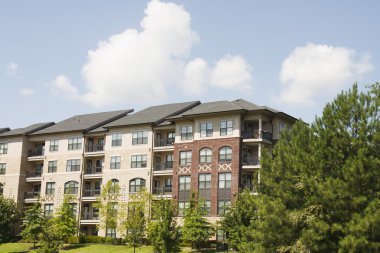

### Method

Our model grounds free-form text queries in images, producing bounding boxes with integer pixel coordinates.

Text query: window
[131,155,147,168]
[49,139,59,152]
[164,178,172,192]
[203,200,211,215]
[111,133,122,146]
[68,137,82,150]
[110,156,121,170]
[178,201,190,216]
[199,148,212,163]
[180,151,192,166]
[167,132,175,144]
[219,147,232,162]
[70,204,77,216]
[66,159,81,172]
[129,178,146,193]
[106,228,116,238]
[44,204,54,217]
[109,179,119,193]
[216,230,225,242]
[179,175,191,191]
[91,227,98,236]
[0,163,6,174]
[132,131,148,145]
[199,174,212,190]
[165,154,173,169]
[181,126,193,140]
[200,122,213,137]
[218,173,232,189]
[64,181,79,194]
[218,200,231,215]
[45,182,55,195]
[0,143,8,154]
[0,183,3,195]
[220,120,233,136]
[48,161,57,173]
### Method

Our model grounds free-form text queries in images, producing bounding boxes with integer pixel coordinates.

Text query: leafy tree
[148,199,180,253]
[120,188,151,252]
[0,196,22,243]
[221,83,380,252]
[94,180,120,235]
[20,200,46,248]
[181,193,214,250]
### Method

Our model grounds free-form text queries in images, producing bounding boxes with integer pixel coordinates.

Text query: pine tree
[20,200,46,248]
[181,193,214,250]
[148,199,180,253]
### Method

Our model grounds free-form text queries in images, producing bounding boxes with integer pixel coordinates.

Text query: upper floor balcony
[26,171,42,182]
[153,161,173,175]
[241,130,273,142]
[27,148,45,161]
[153,130,175,151]
[84,137,105,157]
[241,157,260,170]
[152,186,172,198]
[84,166,103,179]
[24,191,40,203]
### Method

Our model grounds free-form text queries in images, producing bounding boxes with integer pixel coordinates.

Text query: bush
[67,235,123,245]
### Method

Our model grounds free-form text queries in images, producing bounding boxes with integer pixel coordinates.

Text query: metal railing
[24,191,40,199]
[86,144,104,152]
[242,157,260,166]
[154,138,175,147]
[28,149,44,157]
[154,162,173,171]
[153,186,172,195]
[82,212,99,220]
[26,171,42,177]
[84,166,103,174]
[83,189,101,197]
[242,130,273,141]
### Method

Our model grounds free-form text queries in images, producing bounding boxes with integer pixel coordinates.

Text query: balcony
[152,186,172,197]
[83,167,103,179]
[153,162,173,175]
[27,149,44,161]
[83,189,101,197]
[153,138,175,151]
[242,130,273,142]
[24,191,40,203]
[86,144,104,152]
[26,171,42,182]
[242,157,260,169]
[81,212,100,225]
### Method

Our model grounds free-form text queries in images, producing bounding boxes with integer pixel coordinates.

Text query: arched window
[219,147,232,162]
[64,181,78,194]
[0,183,3,195]
[129,178,146,193]
[109,179,119,193]
[199,148,212,163]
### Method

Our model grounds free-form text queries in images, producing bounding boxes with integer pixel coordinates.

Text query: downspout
[77,133,86,236]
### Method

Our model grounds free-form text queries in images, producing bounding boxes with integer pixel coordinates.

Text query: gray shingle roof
[31,109,133,135]
[0,122,54,137]
[176,100,245,117]
[104,101,200,128]
[0,128,10,134]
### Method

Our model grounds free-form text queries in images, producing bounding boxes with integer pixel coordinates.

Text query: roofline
[171,108,246,120]
[83,109,134,133]
[25,122,55,135]
[0,128,11,134]
[153,101,201,126]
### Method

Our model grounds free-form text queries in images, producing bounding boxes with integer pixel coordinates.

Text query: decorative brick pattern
[179,166,191,174]
[218,163,232,172]
[198,164,212,172]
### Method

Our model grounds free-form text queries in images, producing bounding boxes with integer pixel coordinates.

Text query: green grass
[0,243,228,253]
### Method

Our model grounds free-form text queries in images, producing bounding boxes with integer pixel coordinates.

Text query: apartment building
[0,99,296,238]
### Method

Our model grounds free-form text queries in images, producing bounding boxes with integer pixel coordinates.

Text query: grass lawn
[0,243,228,253]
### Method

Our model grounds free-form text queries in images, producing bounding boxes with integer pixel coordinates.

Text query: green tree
[20,200,46,248]
[0,196,22,243]
[181,193,214,250]
[120,189,151,252]
[148,199,180,253]
[221,83,380,252]
[94,180,120,235]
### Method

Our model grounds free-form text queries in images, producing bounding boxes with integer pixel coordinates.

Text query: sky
[1,0,379,129]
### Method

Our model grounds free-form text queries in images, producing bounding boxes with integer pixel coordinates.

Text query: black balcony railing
[26,171,42,178]
[86,144,104,152]
[28,149,44,157]
[83,189,101,197]
[82,212,99,220]
[153,186,172,195]
[242,130,273,141]
[154,138,175,147]
[24,191,40,199]
[85,166,103,174]
[242,157,260,166]
[154,161,173,171]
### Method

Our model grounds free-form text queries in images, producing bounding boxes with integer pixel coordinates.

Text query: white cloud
[51,75,79,99]
[5,62,18,77]
[279,43,373,105]
[53,0,253,106]
[19,88,35,96]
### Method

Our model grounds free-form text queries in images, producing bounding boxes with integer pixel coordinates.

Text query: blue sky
[1,1,379,128]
